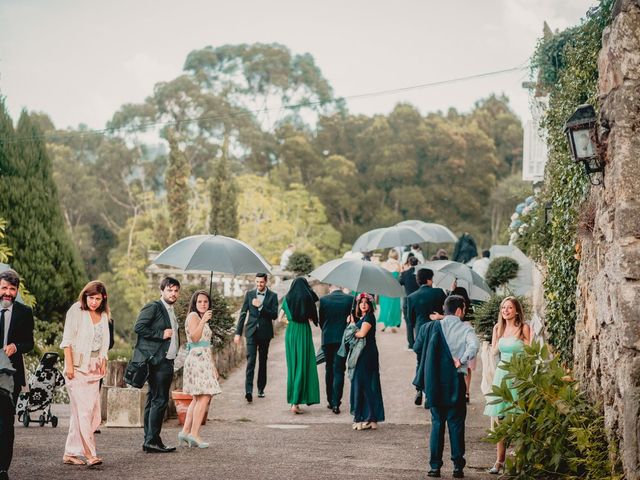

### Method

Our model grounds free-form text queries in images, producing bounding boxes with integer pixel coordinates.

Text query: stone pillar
[574,1,640,477]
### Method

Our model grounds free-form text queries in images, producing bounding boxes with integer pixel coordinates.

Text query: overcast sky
[0,0,596,131]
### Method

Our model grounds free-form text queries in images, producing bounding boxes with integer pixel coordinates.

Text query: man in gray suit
[318,285,353,414]
[132,276,181,453]
[234,273,279,402]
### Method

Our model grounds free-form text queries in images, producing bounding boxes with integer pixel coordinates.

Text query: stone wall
[573,1,640,477]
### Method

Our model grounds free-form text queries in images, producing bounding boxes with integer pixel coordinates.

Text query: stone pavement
[12,320,497,480]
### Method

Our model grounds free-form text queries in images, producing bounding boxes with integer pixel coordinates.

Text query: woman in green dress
[483,296,531,474]
[378,249,402,331]
[280,277,320,414]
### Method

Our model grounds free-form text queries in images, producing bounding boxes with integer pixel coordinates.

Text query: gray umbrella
[153,235,272,296]
[417,260,491,301]
[351,225,431,253]
[309,258,404,297]
[396,220,458,243]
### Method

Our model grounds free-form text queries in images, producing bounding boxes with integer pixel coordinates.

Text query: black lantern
[563,104,604,185]
[544,202,552,226]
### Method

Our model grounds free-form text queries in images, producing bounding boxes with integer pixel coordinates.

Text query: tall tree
[0,102,85,319]
[208,136,239,237]
[165,133,190,242]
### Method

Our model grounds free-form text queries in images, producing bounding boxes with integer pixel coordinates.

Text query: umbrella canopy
[309,258,404,298]
[351,225,431,253]
[153,235,271,275]
[417,260,492,301]
[489,245,534,296]
[396,220,458,243]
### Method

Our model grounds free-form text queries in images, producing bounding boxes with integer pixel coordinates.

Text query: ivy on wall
[518,0,613,365]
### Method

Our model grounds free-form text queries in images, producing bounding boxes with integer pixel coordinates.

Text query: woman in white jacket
[60,281,110,467]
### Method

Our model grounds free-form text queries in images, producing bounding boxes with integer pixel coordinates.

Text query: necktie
[0,309,7,348]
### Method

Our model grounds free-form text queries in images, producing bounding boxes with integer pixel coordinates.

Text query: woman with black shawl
[280,277,321,414]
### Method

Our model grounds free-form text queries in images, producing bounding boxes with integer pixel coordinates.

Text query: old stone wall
[573,1,640,477]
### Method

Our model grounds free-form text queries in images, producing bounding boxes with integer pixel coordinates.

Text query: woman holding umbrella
[280,277,320,414]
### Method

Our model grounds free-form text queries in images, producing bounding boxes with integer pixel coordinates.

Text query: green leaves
[485,256,520,290]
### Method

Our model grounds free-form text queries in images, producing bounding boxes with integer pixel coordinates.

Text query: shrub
[485,256,519,291]
[287,251,314,276]
[472,293,530,342]
[488,342,618,479]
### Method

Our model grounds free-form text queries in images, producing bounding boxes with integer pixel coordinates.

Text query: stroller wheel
[51,415,59,428]
[39,414,46,427]
[23,415,30,427]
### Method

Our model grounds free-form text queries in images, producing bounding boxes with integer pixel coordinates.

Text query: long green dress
[283,297,320,406]
[378,271,401,328]
[483,337,524,417]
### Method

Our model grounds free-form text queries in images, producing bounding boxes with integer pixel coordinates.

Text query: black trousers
[323,343,347,407]
[0,391,15,473]
[245,339,270,394]
[404,299,415,349]
[143,358,174,445]
[429,375,467,470]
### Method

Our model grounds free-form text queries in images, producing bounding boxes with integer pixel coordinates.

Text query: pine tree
[209,135,239,237]
[0,102,85,320]
[165,133,190,242]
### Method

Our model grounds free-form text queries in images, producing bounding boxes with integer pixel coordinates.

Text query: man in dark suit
[132,276,181,453]
[0,269,34,405]
[318,285,353,414]
[399,256,420,349]
[234,273,279,402]
[0,349,16,480]
[406,268,446,405]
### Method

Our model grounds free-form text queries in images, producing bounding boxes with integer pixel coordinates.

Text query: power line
[1,65,526,145]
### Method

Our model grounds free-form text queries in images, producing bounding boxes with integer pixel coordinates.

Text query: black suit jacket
[236,288,279,342]
[318,290,354,346]
[399,267,420,296]
[132,301,172,366]
[5,301,34,388]
[406,285,447,330]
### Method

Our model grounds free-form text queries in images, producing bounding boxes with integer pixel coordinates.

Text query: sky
[0,0,597,132]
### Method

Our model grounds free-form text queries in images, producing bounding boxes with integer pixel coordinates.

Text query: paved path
[12,320,497,479]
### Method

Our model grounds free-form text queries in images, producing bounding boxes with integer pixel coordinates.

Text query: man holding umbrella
[234,273,279,402]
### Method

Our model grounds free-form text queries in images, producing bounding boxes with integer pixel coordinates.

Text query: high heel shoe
[488,461,504,474]
[186,435,209,449]
[357,422,372,430]
[177,431,190,447]
[290,405,302,414]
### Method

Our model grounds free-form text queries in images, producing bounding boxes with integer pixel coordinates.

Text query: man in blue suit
[406,268,446,405]
[318,285,353,414]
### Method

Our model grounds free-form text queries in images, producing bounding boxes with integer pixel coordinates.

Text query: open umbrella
[309,258,404,298]
[396,220,458,243]
[417,260,492,301]
[489,245,534,296]
[351,225,432,253]
[153,235,272,297]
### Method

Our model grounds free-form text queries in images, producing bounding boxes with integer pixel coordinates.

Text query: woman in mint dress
[483,296,531,474]
[280,277,320,414]
[378,249,401,331]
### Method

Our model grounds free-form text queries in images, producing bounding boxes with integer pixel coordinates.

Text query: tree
[166,133,190,242]
[208,137,239,237]
[0,103,85,320]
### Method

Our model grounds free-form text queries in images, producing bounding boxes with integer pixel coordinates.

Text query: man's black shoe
[245,392,253,403]
[156,439,176,452]
[0,470,9,480]
[414,391,423,406]
[332,406,340,414]
[453,468,464,478]
[257,391,265,398]
[427,469,441,478]
[143,443,175,453]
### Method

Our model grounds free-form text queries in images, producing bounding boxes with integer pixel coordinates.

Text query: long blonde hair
[496,296,525,340]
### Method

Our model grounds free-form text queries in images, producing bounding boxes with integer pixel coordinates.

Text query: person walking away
[378,250,402,332]
[234,273,279,402]
[349,293,384,430]
[280,277,320,414]
[60,281,111,466]
[318,286,353,414]
[178,290,222,449]
[413,295,479,479]
[405,268,446,405]
[399,256,420,348]
[132,276,181,453]
[483,296,531,474]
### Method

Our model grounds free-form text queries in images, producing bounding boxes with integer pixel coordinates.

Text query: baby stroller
[16,352,65,427]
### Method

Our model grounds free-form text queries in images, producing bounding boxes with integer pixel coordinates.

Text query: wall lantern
[544,202,553,226]
[563,104,604,185]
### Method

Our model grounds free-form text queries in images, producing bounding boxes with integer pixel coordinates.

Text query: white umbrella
[417,260,492,301]
[396,220,458,243]
[309,258,404,297]
[351,225,431,253]
[489,245,534,296]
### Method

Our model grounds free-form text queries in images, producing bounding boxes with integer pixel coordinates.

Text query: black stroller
[16,352,65,427]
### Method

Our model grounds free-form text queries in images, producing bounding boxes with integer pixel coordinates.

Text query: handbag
[124,343,164,388]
